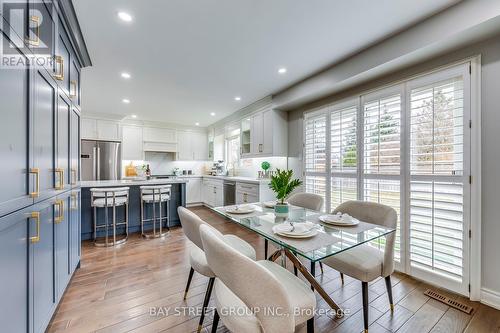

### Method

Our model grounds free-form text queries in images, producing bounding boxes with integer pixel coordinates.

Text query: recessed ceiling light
[117,11,133,22]
[121,72,131,79]
[234,96,241,101]
[195,122,200,126]
[210,112,216,116]
[278,67,287,74]
[122,98,130,104]
[131,114,137,118]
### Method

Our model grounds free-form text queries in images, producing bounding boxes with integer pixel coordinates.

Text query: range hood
[143,142,177,153]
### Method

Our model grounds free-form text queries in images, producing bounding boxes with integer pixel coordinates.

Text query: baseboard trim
[481,287,500,310]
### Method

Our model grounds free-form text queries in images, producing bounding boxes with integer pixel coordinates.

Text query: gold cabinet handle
[30,212,40,243]
[55,168,65,190]
[71,193,78,210]
[71,168,77,185]
[54,55,64,81]
[26,15,40,46]
[70,80,77,98]
[55,199,64,224]
[30,168,40,198]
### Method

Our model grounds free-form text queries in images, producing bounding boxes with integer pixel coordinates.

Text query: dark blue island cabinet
[0,1,91,332]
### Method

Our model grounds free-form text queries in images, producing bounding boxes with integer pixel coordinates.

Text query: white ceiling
[73,0,459,126]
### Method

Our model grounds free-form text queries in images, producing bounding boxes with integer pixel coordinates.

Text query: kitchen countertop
[80,179,188,188]
[178,175,271,184]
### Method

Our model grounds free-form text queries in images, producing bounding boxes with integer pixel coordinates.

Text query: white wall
[285,34,500,305]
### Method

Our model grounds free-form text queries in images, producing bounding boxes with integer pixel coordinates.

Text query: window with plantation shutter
[407,67,470,293]
[330,103,358,211]
[362,91,403,262]
[304,111,328,209]
[303,63,472,295]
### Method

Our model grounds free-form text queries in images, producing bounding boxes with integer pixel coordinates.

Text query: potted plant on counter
[269,169,302,216]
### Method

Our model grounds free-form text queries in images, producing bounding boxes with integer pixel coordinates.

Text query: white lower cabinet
[235,182,260,204]
[202,178,223,207]
[185,177,202,205]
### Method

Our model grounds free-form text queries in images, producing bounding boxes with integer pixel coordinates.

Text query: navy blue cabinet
[0,206,30,333]
[33,69,58,203]
[30,199,56,333]
[1,1,89,332]
[70,189,81,271]
[57,93,72,192]
[0,30,33,217]
[55,192,71,302]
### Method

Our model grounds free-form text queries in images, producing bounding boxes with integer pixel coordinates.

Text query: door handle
[26,15,40,46]
[54,55,64,81]
[30,212,40,243]
[55,199,64,224]
[30,168,40,198]
[71,193,78,210]
[71,168,77,185]
[70,80,77,98]
[55,168,65,190]
[259,144,263,153]
[97,147,101,181]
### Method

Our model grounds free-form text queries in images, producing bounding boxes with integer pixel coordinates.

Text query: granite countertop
[80,179,188,188]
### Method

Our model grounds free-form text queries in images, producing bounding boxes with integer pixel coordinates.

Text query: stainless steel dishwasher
[223,181,236,206]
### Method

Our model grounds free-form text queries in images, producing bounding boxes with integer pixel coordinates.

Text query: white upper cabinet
[177,130,208,161]
[81,118,97,139]
[143,127,177,143]
[239,109,287,157]
[96,120,121,141]
[122,126,143,160]
[81,118,120,141]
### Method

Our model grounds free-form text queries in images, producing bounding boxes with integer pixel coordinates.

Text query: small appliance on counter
[210,160,226,176]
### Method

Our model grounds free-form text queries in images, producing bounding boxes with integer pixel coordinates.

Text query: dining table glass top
[211,203,396,262]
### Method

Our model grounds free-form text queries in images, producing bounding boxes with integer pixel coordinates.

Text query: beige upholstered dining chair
[199,224,317,333]
[287,192,324,211]
[178,207,256,332]
[320,201,397,333]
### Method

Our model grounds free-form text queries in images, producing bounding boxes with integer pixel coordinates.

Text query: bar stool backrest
[140,185,171,195]
[90,187,130,206]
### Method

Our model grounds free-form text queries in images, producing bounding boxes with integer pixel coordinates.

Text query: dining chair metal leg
[340,272,345,284]
[319,262,324,274]
[292,251,298,276]
[264,239,268,259]
[198,277,215,332]
[307,317,315,333]
[211,309,220,333]
[183,267,195,300]
[385,275,394,311]
[362,281,369,333]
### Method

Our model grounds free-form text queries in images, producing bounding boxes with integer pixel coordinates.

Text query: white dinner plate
[225,205,256,214]
[274,228,318,238]
[319,214,359,226]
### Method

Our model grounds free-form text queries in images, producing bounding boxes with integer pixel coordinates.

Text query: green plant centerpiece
[269,169,302,216]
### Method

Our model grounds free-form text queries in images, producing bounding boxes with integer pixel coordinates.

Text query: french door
[303,63,471,295]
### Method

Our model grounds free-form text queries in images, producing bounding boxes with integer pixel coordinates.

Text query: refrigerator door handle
[97,146,101,181]
[92,146,97,181]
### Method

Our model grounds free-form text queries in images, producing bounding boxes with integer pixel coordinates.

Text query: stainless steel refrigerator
[81,140,122,181]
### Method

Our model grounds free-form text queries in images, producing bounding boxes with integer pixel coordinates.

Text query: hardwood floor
[48,207,499,333]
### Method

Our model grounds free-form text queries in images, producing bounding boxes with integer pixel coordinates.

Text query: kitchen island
[80,179,187,240]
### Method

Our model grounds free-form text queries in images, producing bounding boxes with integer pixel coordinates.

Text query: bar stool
[140,185,172,238]
[90,187,130,247]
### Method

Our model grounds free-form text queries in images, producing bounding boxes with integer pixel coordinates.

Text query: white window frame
[302,57,481,298]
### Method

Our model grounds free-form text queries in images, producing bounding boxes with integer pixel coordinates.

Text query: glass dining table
[210,202,396,317]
